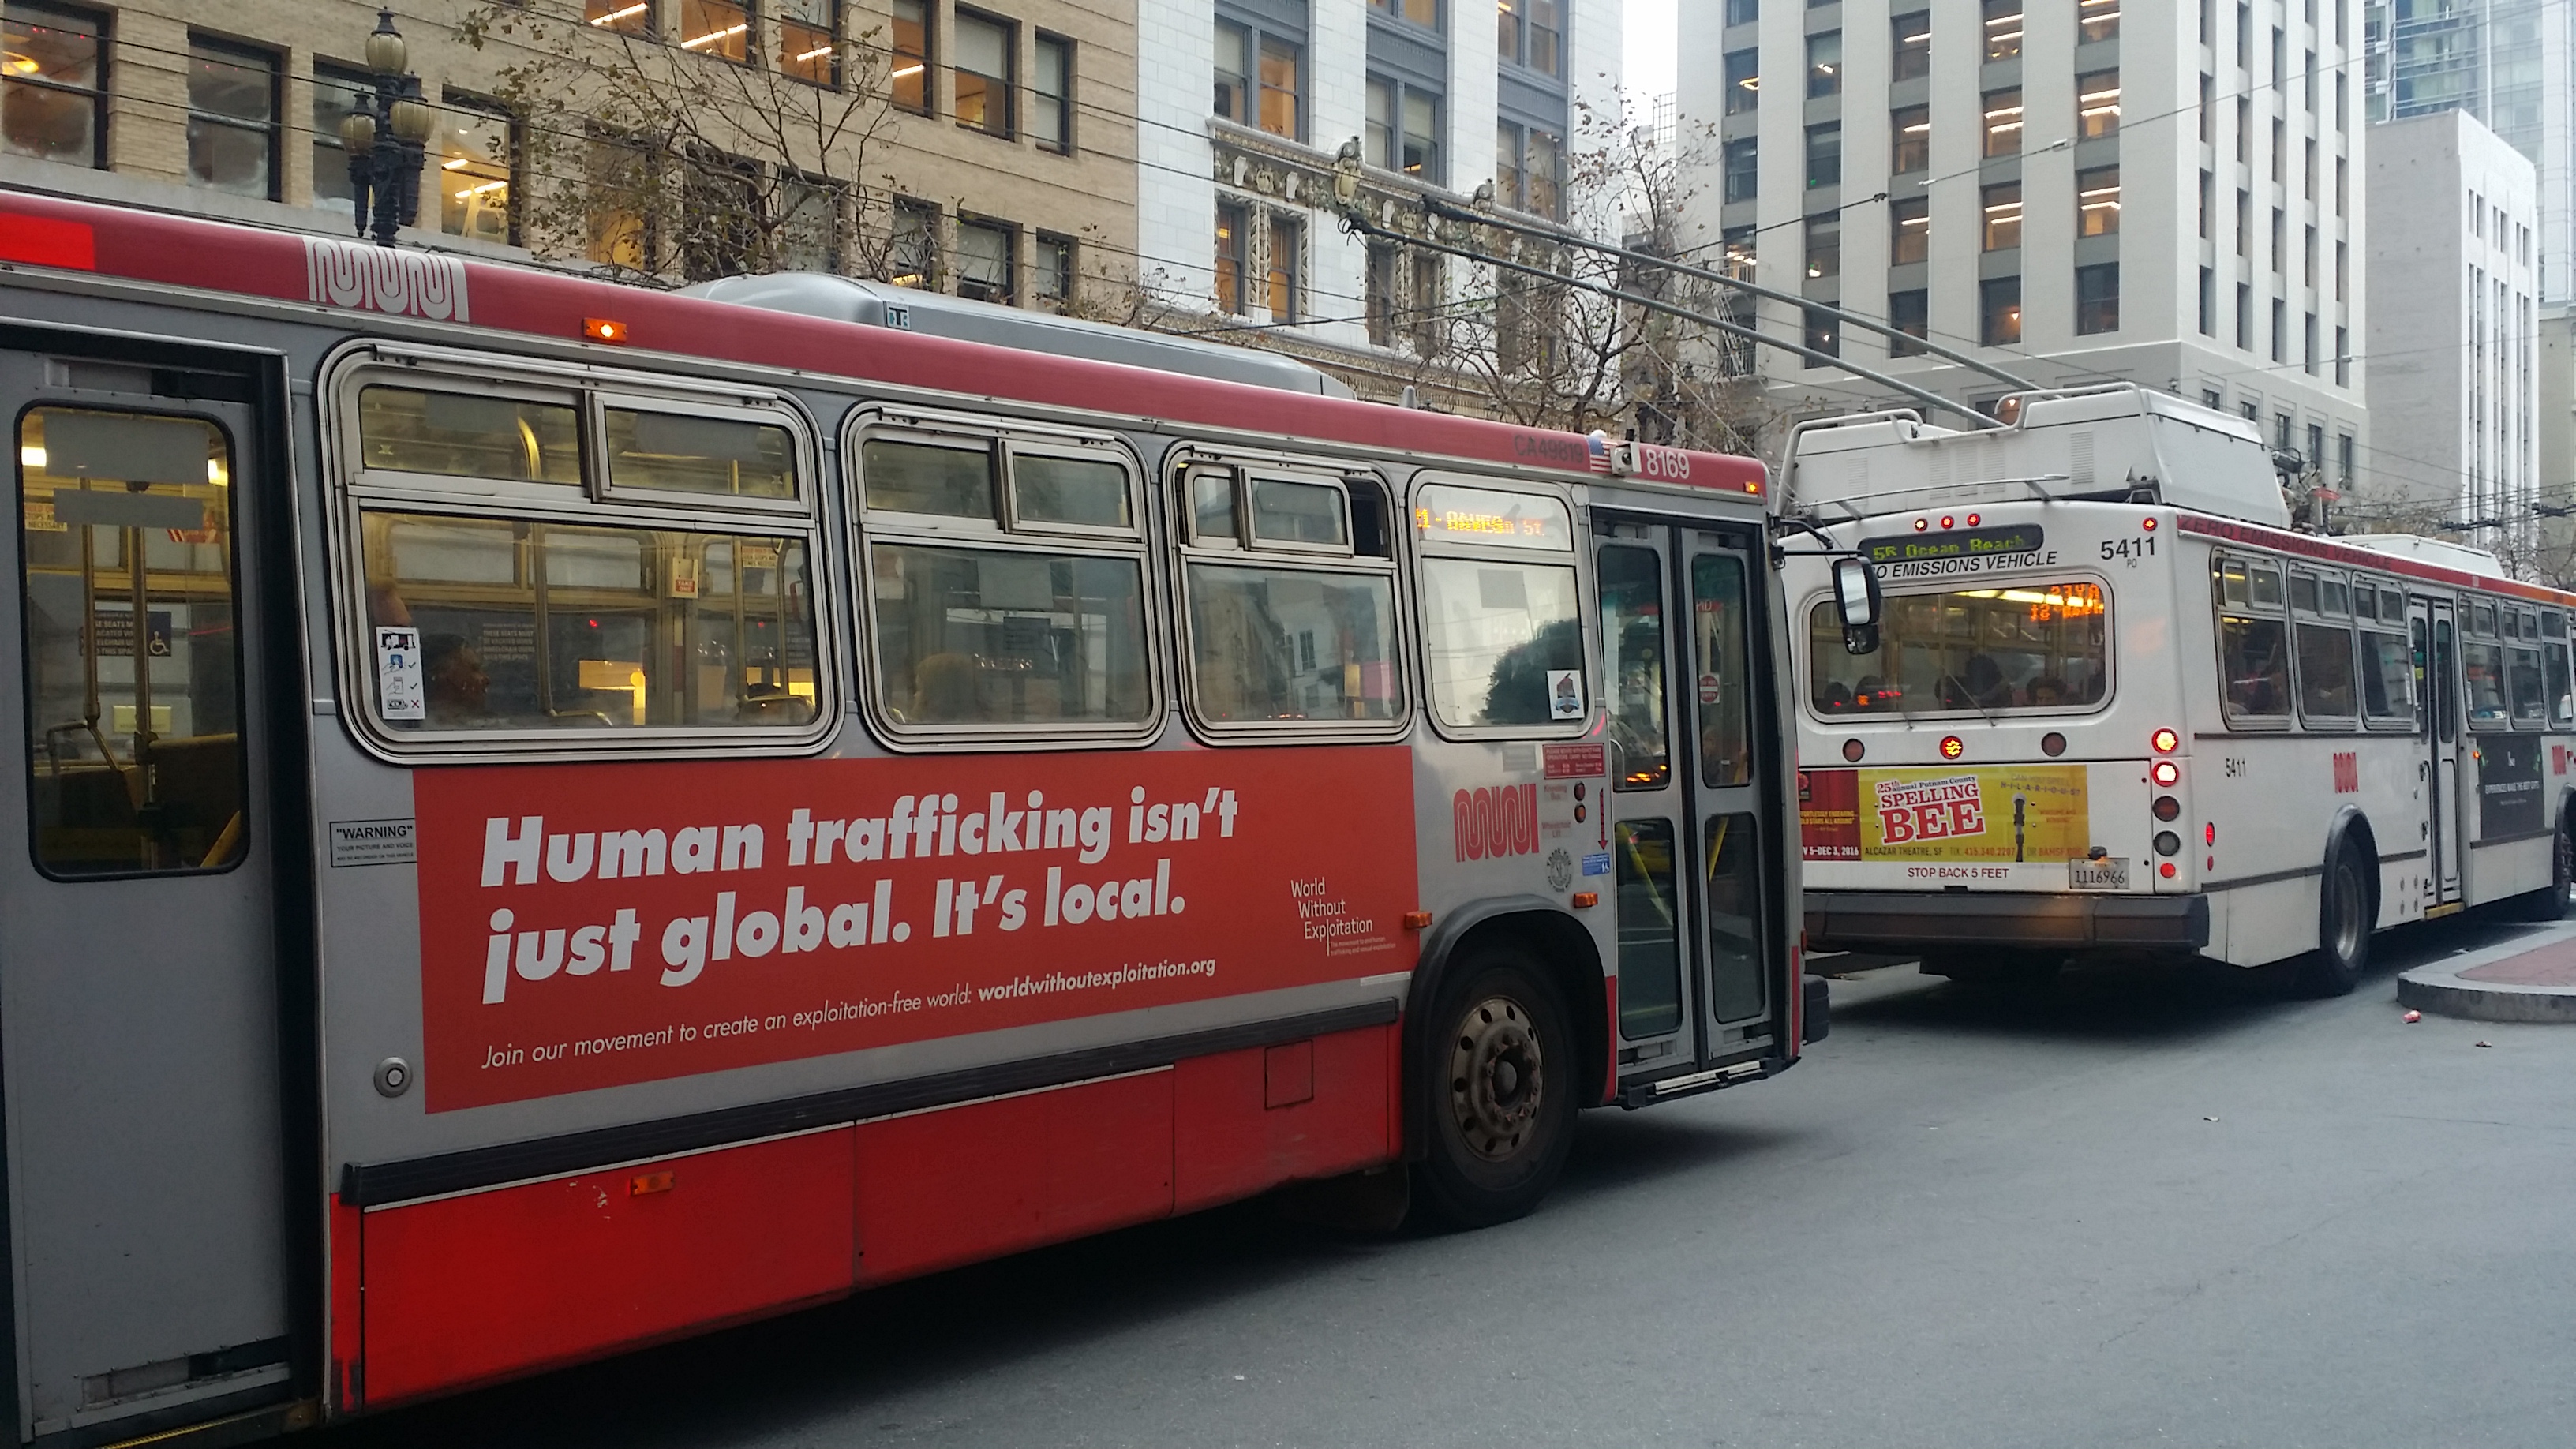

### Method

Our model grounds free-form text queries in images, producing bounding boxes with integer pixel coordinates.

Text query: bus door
[2412,595,2464,905]
[0,346,296,1437]
[1596,522,1773,1079]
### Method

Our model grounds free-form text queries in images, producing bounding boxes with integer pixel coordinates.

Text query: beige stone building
[0,0,1137,309]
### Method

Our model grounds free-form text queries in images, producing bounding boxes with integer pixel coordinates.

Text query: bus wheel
[1413,953,1576,1229]
[2510,810,2573,922]
[2295,842,2373,997]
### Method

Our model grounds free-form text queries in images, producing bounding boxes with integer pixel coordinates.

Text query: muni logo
[2332,751,2359,794]
[1455,784,1539,861]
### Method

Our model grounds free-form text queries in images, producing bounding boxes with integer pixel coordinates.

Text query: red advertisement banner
[414,747,1420,1111]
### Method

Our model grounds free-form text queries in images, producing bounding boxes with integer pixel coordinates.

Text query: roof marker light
[1914,517,1929,532]
[584,317,631,344]
[1940,515,1956,530]
[1966,512,1982,526]
[2142,517,2159,532]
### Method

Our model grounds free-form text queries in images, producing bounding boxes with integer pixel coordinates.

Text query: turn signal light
[2151,760,2181,787]
[1571,892,1600,908]
[631,1170,674,1196]
[584,316,631,343]
[2159,861,2177,878]
[2151,728,2179,753]
[1402,910,1433,930]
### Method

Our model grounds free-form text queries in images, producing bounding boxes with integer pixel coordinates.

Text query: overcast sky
[1624,0,1677,108]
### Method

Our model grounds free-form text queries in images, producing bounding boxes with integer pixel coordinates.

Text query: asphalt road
[324,917,2576,1448]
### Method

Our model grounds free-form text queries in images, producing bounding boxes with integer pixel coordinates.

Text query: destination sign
[1859,525,2047,566]
[1413,483,1573,552]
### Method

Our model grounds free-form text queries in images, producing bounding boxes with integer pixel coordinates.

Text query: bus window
[1694,553,1754,786]
[2434,616,2458,743]
[604,407,797,500]
[1598,546,1669,789]
[1412,483,1582,732]
[2215,557,2288,721]
[2548,637,2574,727]
[1247,477,1348,549]
[2294,619,2357,725]
[1418,559,1583,727]
[1613,819,1682,1038]
[1184,564,1399,724]
[2359,628,2415,726]
[2289,571,2320,614]
[2462,637,2510,727]
[857,423,1154,736]
[17,408,246,875]
[357,385,582,485]
[2508,645,2545,725]
[871,545,1150,726]
[1807,580,2106,718]
[360,513,819,729]
[1703,813,1765,1024]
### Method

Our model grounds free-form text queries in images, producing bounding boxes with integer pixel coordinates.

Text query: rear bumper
[1804,889,2210,951]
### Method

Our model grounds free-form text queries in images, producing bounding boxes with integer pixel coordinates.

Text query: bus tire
[2295,841,2373,997]
[2509,807,2572,922]
[1412,951,1577,1230]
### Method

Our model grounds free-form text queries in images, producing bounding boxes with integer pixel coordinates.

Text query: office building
[1678,0,2367,485]
[2365,109,2540,546]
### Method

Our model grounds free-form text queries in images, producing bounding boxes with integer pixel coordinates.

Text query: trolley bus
[1784,385,2575,994]
[0,189,1828,1443]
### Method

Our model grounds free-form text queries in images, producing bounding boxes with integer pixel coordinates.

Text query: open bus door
[0,342,301,1440]
[2413,594,2465,909]
[1596,519,1777,1088]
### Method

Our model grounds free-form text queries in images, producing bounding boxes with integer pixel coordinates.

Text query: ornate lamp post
[339,8,436,247]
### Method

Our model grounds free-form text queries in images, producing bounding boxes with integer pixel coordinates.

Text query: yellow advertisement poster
[1858,766,2090,863]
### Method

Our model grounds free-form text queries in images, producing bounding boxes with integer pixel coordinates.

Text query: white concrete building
[2365,0,2576,301]
[1677,0,2366,485]
[1137,0,1621,385]
[2365,110,2541,546]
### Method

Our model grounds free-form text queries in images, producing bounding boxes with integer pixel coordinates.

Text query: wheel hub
[1447,996,1544,1163]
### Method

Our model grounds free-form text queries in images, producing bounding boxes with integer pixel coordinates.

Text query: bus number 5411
[2099,537,2156,560]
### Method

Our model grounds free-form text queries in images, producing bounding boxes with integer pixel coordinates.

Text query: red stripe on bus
[0,212,95,271]
[361,1130,856,1406]
[329,1193,363,1412]
[2177,512,2576,606]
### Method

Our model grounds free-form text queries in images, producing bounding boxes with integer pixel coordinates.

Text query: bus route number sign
[1859,525,2046,565]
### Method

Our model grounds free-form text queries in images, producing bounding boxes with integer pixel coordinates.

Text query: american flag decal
[1586,432,1615,474]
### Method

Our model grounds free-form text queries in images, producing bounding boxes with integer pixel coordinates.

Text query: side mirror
[1832,556,1882,656]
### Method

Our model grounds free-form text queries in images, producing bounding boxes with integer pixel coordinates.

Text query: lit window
[1981,182,2020,250]
[437,97,515,245]
[585,0,651,32]
[1981,0,2023,61]
[2076,69,2120,139]
[678,0,750,61]
[2076,164,2119,237]
[3,3,107,170]
[1890,105,1929,173]
[1806,31,1840,99]
[954,9,1013,137]
[892,0,928,110]
[1889,197,1929,264]
[1982,88,2021,157]
[1891,12,1930,80]
[779,0,837,85]
[2078,0,2119,43]
[1215,202,1247,314]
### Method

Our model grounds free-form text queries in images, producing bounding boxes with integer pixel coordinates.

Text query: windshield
[1810,580,2109,716]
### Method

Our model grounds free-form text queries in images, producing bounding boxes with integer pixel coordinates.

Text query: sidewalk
[2397,918,2576,1023]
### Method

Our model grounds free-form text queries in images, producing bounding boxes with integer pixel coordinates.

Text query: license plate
[2068,858,2129,890]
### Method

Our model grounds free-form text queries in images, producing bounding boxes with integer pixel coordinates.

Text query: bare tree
[1390,94,1774,454]
[457,5,901,285]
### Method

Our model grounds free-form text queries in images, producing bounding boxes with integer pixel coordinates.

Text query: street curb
[2398,964,2576,1024]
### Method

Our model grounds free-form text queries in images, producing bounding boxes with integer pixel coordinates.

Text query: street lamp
[339,7,436,247]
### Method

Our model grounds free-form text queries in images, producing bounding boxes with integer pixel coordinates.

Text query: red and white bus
[0,190,1825,1443]
[1783,385,2574,994]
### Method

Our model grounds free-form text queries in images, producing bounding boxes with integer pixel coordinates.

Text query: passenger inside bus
[1810,582,2106,716]
[422,635,492,725]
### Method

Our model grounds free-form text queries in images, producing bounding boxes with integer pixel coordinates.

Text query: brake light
[1939,735,1965,760]
[2151,760,2181,787]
